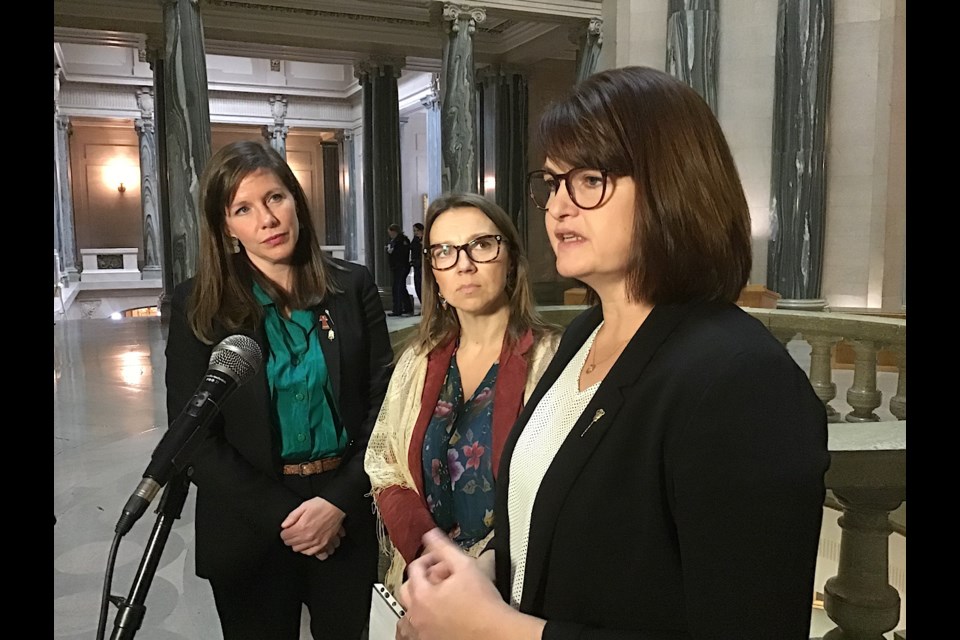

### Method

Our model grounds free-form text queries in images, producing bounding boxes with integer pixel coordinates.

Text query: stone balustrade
[386,305,907,638]
[746,308,906,423]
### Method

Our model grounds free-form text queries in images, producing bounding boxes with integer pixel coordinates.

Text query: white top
[507,324,602,608]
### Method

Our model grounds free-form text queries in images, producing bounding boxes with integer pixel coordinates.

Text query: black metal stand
[109,470,192,640]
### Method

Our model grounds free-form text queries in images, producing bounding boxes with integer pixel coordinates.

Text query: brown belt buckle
[298,461,311,477]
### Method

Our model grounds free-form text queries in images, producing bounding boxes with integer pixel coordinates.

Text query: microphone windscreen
[208,335,262,384]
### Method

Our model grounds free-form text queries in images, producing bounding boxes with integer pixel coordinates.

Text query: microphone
[115,334,262,536]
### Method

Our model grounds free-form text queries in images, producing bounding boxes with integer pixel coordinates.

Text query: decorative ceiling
[54,0,602,68]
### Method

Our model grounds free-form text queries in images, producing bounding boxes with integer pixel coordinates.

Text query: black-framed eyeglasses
[425,234,504,271]
[527,168,613,210]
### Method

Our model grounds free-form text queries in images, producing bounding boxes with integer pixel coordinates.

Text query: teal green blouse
[253,282,346,462]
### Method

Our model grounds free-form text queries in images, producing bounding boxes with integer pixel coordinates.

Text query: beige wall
[717,1,778,287]
[822,0,906,310]
[69,120,144,264]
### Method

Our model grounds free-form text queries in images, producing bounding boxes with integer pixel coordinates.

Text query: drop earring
[230,236,240,254]
[438,292,448,310]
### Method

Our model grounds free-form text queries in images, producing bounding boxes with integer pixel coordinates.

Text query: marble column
[162,0,213,288]
[146,38,176,315]
[356,58,404,288]
[321,141,343,245]
[262,95,289,158]
[441,3,485,194]
[767,0,833,306]
[53,65,64,279]
[339,129,360,262]
[665,0,719,114]
[420,76,443,204]
[478,66,528,230]
[136,88,163,280]
[55,115,79,281]
[573,18,604,83]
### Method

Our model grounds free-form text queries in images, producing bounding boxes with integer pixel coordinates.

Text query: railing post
[845,340,882,422]
[805,333,841,422]
[888,346,906,420]
[822,488,904,640]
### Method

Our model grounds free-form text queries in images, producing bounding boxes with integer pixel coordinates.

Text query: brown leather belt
[282,456,342,476]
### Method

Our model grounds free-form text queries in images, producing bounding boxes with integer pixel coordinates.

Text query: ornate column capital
[263,124,289,140]
[143,33,164,70]
[443,3,486,34]
[569,17,603,46]
[135,118,156,136]
[353,57,406,82]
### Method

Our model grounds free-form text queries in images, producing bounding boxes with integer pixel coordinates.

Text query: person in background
[164,140,393,640]
[410,222,425,314]
[365,193,560,596]
[386,223,414,317]
[396,66,829,640]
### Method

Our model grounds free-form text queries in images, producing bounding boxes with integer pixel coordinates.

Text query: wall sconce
[117,182,127,193]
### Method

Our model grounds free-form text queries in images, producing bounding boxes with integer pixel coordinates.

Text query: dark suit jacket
[164,259,393,581]
[387,234,411,271]
[493,301,829,640]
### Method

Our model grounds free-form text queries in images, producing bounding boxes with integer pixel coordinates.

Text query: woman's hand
[396,529,543,640]
[280,497,346,559]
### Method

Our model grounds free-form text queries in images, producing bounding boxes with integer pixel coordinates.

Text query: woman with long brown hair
[364,193,559,594]
[164,140,392,639]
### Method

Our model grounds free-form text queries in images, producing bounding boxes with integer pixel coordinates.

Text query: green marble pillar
[356,59,404,289]
[441,3,485,195]
[666,0,719,113]
[161,0,212,288]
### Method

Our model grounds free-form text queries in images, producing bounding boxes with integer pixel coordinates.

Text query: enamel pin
[320,310,335,341]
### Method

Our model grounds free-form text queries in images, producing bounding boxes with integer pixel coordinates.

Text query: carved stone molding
[54,65,62,110]
[206,0,427,28]
[269,94,287,124]
[136,87,155,120]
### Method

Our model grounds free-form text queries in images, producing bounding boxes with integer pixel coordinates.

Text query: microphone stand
[109,469,192,640]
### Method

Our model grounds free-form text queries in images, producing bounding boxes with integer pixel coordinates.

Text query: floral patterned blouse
[421,351,498,550]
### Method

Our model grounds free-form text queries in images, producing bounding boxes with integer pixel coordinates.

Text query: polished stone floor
[53,313,902,639]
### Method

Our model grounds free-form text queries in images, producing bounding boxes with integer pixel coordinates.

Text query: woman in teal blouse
[164,140,392,639]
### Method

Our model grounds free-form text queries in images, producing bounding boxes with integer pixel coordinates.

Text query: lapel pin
[321,310,335,341]
[580,408,605,438]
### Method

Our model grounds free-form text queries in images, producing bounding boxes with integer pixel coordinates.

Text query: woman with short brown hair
[398,66,828,640]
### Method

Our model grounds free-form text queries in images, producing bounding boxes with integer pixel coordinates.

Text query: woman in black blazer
[164,141,392,639]
[397,67,830,640]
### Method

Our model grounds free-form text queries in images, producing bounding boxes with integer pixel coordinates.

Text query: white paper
[368,582,405,640]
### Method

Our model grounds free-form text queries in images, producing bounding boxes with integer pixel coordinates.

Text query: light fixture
[117,182,126,193]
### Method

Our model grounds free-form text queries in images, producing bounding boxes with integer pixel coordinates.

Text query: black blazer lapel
[499,302,700,611]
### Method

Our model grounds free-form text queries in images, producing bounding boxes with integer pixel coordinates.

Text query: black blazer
[493,301,829,640]
[164,259,393,581]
